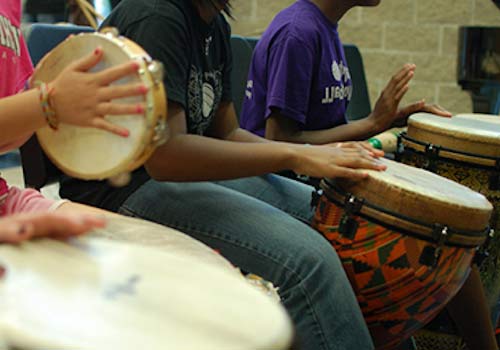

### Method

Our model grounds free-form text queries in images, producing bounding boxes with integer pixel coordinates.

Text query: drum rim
[319,179,490,247]
[0,235,294,350]
[33,31,167,180]
[400,132,500,168]
[407,113,500,159]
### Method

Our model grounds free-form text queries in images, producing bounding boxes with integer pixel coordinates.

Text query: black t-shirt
[60,0,233,211]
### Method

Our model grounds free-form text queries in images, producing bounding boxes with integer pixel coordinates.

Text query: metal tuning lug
[420,225,449,268]
[338,195,363,240]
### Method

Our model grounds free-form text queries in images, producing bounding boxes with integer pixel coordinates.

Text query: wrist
[278,142,307,172]
[366,113,387,135]
[35,81,59,130]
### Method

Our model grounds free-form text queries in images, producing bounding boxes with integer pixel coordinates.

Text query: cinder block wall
[230,0,500,114]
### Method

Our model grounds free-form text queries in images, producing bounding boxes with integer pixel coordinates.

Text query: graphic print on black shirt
[58,0,233,210]
[187,64,224,135]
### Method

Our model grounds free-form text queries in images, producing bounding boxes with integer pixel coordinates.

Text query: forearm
[270,117,380,145]
[145,133,297,181]
[226,127,271,143]
[0,89,45,146]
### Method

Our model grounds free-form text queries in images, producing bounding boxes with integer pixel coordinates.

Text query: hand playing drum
[31,29,168,183]
[0,211,106,243]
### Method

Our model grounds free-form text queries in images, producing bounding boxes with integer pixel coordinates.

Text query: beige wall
[229,0,500,114]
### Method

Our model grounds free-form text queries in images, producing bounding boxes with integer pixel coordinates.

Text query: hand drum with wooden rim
[0,216,293,350]
[31,29,168,184]
[312,158,492,350]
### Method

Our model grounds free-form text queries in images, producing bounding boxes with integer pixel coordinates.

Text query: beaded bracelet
[35,81,59,130]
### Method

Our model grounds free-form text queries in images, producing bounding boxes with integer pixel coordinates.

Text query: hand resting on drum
[0,46,148,149]
[290,141,386,180]
[0,211,106,243]
[369,64,452,131]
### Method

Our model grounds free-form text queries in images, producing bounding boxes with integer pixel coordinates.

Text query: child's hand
[0,212,106,243]
[41,47,150,137]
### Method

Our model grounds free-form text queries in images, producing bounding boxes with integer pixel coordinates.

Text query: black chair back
[343,44,371,121]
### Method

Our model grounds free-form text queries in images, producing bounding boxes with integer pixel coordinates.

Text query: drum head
[0,237,292,350]
[454,113,500,124]
[33,33,153,180]
[324,158,493,232]
[407,113,500,158]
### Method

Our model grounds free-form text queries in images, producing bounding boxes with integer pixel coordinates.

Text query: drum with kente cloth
[312,158,492,350]
[0,216,292,350]
[398,112,500,314]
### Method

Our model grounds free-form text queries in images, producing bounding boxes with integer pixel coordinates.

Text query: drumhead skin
[0,233,292,349]
[407,112,500,159]
[32,31,167,180]
[454,113,500,124]
[324,158,492,232]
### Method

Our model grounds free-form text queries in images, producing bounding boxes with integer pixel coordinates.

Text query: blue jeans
[118,174,374,350]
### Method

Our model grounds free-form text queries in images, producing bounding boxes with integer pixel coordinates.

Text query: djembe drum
[398,113,500,315]
[0,216,293,349]
[311,159,492,349]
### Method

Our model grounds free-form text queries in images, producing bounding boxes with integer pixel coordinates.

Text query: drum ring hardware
[474,228,496,266]
[310,189,323,208]
[423,143,441,172]
[420,225,449,268]
[395,133,404,161]
[339,195,364,240]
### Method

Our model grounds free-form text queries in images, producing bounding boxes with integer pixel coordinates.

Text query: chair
[343,44,371,121]
[230,35,255,119]
[20,23,94,190]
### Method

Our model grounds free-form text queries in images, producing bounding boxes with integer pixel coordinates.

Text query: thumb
[399,100,425,117]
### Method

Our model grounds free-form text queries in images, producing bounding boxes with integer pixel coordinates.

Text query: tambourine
[32,28,168,185]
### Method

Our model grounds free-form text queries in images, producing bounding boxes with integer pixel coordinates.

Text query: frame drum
[31,29,168,182]
[0,216,293,350]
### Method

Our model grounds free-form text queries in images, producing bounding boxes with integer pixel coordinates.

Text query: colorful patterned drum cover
[399,113,500,315]
[312,159,492,350]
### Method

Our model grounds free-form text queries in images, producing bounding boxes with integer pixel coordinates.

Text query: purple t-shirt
[240,0,352,137]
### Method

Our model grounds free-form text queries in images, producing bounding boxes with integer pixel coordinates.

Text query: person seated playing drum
[57,0,391,349]
[239,0,451,145]
[239,1,496,349]
[0,0,148,242]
